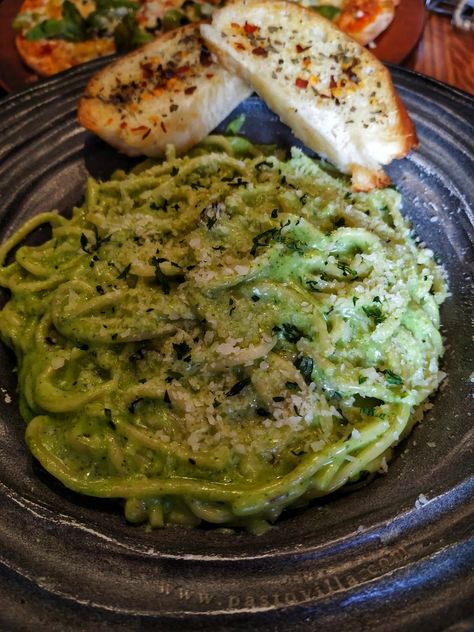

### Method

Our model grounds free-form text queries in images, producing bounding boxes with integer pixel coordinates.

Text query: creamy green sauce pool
[0,137,447,532]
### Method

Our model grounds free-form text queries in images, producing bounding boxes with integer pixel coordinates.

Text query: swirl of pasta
[0,138,447,532]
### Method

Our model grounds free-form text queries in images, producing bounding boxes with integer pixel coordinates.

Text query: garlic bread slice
[78,24,252,157]
[201,1,417,190]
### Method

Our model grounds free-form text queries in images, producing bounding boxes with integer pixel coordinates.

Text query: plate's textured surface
[0,62,473,631]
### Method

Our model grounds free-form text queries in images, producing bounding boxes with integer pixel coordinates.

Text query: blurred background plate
[0,60,473,631]
[0,0,426,92]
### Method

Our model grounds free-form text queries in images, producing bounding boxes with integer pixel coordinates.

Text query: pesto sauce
[0,141,447,531]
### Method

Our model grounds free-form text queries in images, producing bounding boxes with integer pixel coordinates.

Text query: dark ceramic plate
[0,62,473,631]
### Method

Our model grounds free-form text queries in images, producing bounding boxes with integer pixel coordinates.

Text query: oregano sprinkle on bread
[201,0,417,190]
[78,24,252,157]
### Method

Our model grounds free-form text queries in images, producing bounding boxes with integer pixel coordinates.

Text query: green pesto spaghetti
[0,136,447,532]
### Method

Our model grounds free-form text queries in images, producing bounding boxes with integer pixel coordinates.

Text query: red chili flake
[244,22,258,33]
[120,121,127,129]
[142,128,151,140]
[142,63,154,79]
[131,125,149,132]
[296,44,310,53]
[161,122,167,133]
[176,65,190,74]
[200,47,212,67]
[235,42,246,50]
[295,78,308,89]
[184,86,197,95]
[252,47,267,56]
[329,75,337,89]
[206,73,214,79]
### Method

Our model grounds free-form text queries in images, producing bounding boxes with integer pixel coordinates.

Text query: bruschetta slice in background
[335,0,398,46]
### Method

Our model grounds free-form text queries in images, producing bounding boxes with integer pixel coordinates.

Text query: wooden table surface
[404,11,474,95]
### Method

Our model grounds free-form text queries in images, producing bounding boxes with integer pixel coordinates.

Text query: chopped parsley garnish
[226,377,251,397]
[250,220,297,256]
[306,279,322,292]
[200,202,223,230]
[250,227,280,256]
[337,262,357,277]
[172,341,191,360]
[80,233,89,252]
[385,370,403,385]
[284,238,306,255]
[117,263,132,279]
[294,354,314,384]
[80,227,110,254]
[362,305,385,324]
[273,323,304,343]
[150,258,170,294]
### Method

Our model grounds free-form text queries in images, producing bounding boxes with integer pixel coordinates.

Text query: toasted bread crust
[351,164,391,191]
[201,0,417,189]
[78,24,252,157]
[391,86,419,157]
